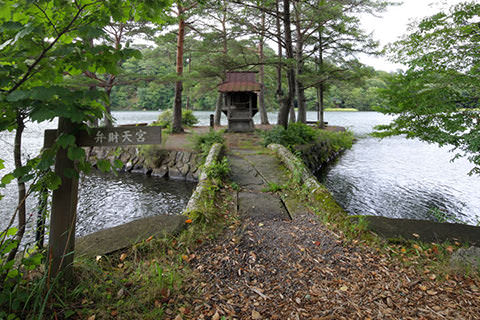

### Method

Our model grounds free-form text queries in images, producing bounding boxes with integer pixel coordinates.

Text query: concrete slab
[238,192,290,221]
[356,216,480,245]
[282,194,310,218]
[244,154,290,186]
[76,215,186,257]
[229,154,265,190]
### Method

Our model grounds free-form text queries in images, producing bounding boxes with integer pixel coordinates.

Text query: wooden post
[45,123,162,281]
[48,117,80,281]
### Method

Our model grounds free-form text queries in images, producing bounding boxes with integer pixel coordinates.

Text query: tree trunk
[278,0,295,128]
[214,0,228,127]
[276,0,286,127]
[295,18,306,123]
[172,10,185,133]
[103,74,115,127]
[317,83,325,128]
[317,30,325,129]
[259,11,269,125]
[214,93,223,126]
[6,113,26,263]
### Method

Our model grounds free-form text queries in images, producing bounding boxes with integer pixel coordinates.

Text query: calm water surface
[317,112,480,225]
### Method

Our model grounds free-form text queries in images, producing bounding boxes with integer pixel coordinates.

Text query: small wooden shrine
[218,71,260,132]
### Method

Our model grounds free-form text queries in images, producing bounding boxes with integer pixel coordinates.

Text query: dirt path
[176,140,480,320]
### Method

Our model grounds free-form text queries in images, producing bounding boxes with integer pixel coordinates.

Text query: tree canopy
[375,1,480,174]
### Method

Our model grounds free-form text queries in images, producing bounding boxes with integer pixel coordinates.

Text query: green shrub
[189,130,225,157]
[260,123,319,149]
[154,109,198,129]
[204,157,231,181]
[316,130,354,151]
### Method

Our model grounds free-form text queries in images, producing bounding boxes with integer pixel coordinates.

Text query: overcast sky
[359,0,464,72]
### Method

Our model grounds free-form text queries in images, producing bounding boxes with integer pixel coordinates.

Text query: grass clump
[189,130,225,158]
[204,157,230,182]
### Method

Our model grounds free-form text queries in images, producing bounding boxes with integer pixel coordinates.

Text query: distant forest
[110,42,393,112]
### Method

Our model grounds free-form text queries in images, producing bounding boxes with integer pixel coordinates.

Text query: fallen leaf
[340,286,348,292]
[185,219,192,224]
[412,233,420,238]
[401,248,407,253]
[419,285,427,291]
[117,288,124,299]
[146,235,154,242]
[446,246,454,253]
[427,290,438,295]
[174,315,183,320]
[429,274,436,281]
[87,316,95,320]
[119,253,127,261]
[110,310,118,317]
[252,309,261,319]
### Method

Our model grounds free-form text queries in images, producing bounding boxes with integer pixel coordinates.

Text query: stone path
[229,148,293,222]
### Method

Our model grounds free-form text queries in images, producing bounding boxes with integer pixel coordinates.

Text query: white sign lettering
[122,130,133,143]
[108,131,119,143]
[136,129,147,142]
[95,131,106,144]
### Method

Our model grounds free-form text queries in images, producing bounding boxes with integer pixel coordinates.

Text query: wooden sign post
[45,118,162,281]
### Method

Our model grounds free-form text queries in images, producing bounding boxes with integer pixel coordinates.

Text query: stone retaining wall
[294,141,343,176]
[86,146,200,182]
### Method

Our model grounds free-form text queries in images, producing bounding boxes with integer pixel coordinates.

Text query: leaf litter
[166,211,480,319]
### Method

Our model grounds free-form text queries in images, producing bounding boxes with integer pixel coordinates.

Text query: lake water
[317,112,480,226]
[115,110,480,225]
[0,110,478,246]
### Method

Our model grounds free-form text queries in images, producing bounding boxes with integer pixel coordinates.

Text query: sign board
[46,121,162,281]
[44,125,162,148]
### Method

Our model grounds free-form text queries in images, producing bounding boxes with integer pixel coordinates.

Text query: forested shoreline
[109,45,392,112]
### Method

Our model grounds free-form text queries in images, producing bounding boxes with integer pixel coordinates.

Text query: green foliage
[204,157,231,181]
[189,130,225,157]
[376,1,480,174]
[316,130,354,152]
[262,182,284,193]
[154,109,198,129]
[0,0,173,318]
[319,70,391,111]
[260,123,319,149]
[0,235,46,320]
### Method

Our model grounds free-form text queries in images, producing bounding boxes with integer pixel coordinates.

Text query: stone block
[152,166,168,178]
[169,166,185,180]
[179,163,190,176]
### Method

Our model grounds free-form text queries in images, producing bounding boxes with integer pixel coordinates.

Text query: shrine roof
[218,71,261,92]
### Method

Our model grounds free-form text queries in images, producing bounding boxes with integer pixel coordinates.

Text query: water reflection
[319,119,480,226]
[77,171,195,236]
